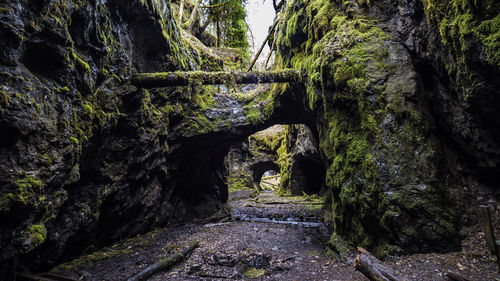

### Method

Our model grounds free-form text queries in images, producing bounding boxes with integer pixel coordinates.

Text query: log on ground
[353,247,404,281]
[132,70,300,88]
[126,240,199,281]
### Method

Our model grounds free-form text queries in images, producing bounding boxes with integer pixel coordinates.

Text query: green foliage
[202,0,249,59]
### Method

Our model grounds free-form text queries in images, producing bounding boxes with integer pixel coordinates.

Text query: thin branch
[246,16,280,71]
[265,15,282,69]
[179,0,184,22]
[126,240,199,281]
[187,0,203,31]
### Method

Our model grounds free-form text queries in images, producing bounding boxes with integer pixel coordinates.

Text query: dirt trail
[49,190,498,280]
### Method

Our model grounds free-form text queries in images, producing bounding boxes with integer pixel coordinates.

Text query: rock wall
[0,0,225,277]
[274,0,499,256]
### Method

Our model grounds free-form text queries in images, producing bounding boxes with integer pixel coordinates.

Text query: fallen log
[132,70,299,88]
[445,271,471,281]
[353,247,404,281]
[16,271,77,281]
[126,240,199,281]
[15,272,54,281]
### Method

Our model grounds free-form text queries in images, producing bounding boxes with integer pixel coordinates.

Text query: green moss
[241,85,277,125]
[0,174,45,210]
[70,136,79,145]
[275,126,292,194]
[53,228,162,271]
[243,268,265,279]
[0,89,9,107]
[28,223,47,250]
[15,174,43,189]
[227,167,253,192]
[68,49,91,75]
[82,103,93,115]
[55,86,70,94]
[273,0,458,255]
[249,128,285,153]
[327,232,350,258]
[422,0,500,99]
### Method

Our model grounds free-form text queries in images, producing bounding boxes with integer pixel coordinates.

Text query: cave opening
[259,169,280,191]
[224,123,325,198]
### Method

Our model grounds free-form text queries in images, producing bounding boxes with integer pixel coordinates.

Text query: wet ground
[47,190,499,281]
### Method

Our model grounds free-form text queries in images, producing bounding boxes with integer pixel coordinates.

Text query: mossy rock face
[0,0,226,277]
[275,0,462,256]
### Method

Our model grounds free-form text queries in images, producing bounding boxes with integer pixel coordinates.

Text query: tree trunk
[216,18,220,47]
[178,0,184,22]
[132,69,300,88]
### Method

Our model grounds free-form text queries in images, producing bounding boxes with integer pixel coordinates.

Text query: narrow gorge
[0,0,499,280]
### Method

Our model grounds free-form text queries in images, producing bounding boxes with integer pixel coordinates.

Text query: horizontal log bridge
[132,69,300,88]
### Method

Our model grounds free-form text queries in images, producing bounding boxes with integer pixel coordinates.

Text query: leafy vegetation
[199,0,250,60]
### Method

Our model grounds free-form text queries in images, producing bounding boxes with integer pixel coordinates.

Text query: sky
[245,0,276,69]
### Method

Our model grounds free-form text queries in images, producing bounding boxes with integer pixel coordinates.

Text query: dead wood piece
[126,240,199,281]
[260,181,279,186]
[480,205,497,253]
[353,248,404,281]
[198,273,229,279]
[260,175,280,180]
[39,273,78,281]
[15,272,55,281]
[132,70,299,88]
[277,255,299,263]
[444,271,471,281]
[480,205,500,270]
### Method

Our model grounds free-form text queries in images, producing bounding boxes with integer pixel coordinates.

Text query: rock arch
[249,160,280,190]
